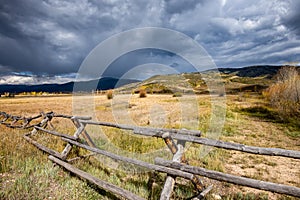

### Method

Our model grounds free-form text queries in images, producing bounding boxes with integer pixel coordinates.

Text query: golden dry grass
[0,93,299,199]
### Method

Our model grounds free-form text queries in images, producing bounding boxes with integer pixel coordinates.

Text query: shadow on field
[240,106,300,138]
[240,106,281,122]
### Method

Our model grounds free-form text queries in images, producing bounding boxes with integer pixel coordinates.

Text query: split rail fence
[1,111,300,199]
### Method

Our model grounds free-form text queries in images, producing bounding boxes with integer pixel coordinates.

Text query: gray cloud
[281,1,300,37]
[102,49,195,79]
[164,0,202,15]
[195,0,300,67]
[0,73,77,85]
[0,0,299,84]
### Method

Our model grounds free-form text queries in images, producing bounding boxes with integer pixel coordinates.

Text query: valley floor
[0,94,299,199]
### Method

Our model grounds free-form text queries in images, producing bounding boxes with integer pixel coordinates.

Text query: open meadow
[2,0,300,199]
[0,92,299,200]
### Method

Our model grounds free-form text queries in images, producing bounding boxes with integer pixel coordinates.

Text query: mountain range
[0,77,139,94]
[0,65,297,94]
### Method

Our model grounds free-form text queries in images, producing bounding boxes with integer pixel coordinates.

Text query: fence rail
[155,158,300,197]
[1,111,300,199]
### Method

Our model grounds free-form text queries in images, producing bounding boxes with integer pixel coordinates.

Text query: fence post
[160,132,204,200]
[71,117,96,147]
[160,132,189,200]
[30,112,52,135]
[60,120,85,160]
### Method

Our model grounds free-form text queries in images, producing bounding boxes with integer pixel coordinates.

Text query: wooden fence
[1,111,300,199]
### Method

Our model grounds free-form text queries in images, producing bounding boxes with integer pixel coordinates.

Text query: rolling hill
[216,65,283,78]
[116,65,298,94]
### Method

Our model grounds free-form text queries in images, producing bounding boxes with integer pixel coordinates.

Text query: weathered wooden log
[81,119,300,159]
[72,118,96,147]
[194,185,213,200]
[22,122,44,129]
[200,184,213,197]
[62,138,194,180]
[48,155,145,200]
[53,113,91,120]
[79,120,201,136]
[61,123,85,160]
[30,114,51,135]
[0,112,43,129]
[162,133,178,154]
[171,134,300,159]
[177,140,188,162]
[49,113,73,119]
[192,185,213,200]
[160,176,175,200]
[160,143,185,200]
[71,116,92,120]
[28,113,43,120]
[80,120,133,130]
[23,134,63,159]
[140,127,201,137]
[34,126,77,140]
[135,126,188,137]
[79,120,299,159]
[0,114,8,122]
[155,158,300,197]
[25,113,52,129]
[191,175,204,192]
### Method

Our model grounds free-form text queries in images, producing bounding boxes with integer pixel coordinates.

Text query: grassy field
[0,93,299,199]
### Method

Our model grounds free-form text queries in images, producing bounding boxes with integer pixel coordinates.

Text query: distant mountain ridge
[215,65,284,78]
[1,65,298,94]
[0,77,140,94]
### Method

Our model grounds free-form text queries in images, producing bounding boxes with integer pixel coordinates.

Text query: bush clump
[263,66,300,120]
[106,90,113,99]
[139,89,147,98]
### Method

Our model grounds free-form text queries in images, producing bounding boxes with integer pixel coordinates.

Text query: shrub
[264,66,300,119]
[106,90,113,99]
[139,89,147,98]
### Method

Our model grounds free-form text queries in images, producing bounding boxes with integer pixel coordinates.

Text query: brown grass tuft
[139,89,147,98]
[264,66,300,120]
[106,90,113,99]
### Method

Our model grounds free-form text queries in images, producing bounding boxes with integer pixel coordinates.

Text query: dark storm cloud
[195,0,300,68]
[102,49,194,79]
[164,0,202,14]
[282,1,300,37]
[0,0,299,84]
[0,0,85,74]
[0,0,161,79]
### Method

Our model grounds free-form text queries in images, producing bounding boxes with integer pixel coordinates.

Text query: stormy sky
[0,0,300,84]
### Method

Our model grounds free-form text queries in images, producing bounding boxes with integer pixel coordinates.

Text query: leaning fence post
[30,112,52,135]
[71,117,96,148]
[160,132,187,200]
[60,118,86,160]
[160,132,204,200]
[192,185,214,200]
